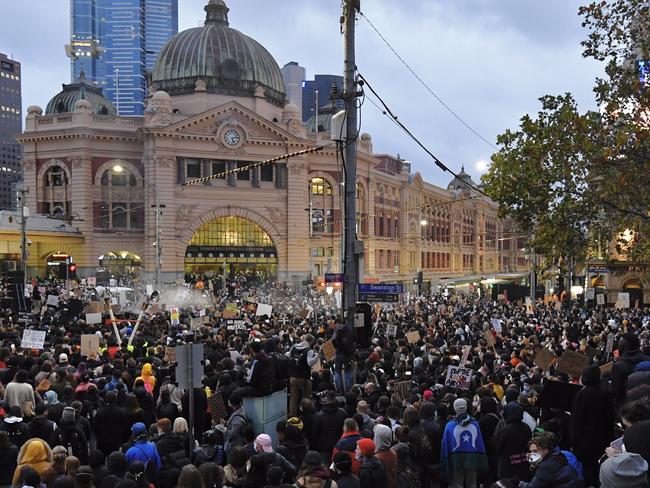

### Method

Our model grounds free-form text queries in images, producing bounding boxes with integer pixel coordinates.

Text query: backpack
[60,428,82,457]
[290,347,310,374]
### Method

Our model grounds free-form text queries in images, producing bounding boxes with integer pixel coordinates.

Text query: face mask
[355,452,363,461]
[528,452,542,464]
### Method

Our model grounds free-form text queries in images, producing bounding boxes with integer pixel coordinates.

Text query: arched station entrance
[185,216,278,281]
[623,278,644,308]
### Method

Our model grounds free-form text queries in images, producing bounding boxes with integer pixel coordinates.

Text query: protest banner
[255,303,273,317]
[21,329,46,350]
[555,350,591,378]
[405,331,420,345]
[585,288,595,300]
[321,339,336,362]
[533,347,557,371]
[225,319,247,332]
[80,334,100,356]
[445,366,472,390]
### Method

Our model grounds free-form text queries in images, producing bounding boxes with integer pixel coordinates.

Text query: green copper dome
[152,0,286,107]
[45,69,116,116]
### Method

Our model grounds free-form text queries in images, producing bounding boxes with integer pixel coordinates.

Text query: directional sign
[359,293,399,303]
[358,283,403,294]
[325,273,344,283]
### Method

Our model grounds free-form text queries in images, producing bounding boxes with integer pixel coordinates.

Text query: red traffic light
[68,264,77,273]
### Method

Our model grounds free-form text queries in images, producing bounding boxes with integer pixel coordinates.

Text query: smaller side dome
[282,103,300,121]
[447,165,478,191]
[27,105,43,116]
[45,69,116,116]
[152,90,171,101]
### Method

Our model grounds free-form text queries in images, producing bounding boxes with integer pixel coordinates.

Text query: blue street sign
[324,273,344,283]
[358,283,404,294]
[359,293,399,303]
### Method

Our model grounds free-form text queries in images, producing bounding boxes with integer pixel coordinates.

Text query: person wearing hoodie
[295,450,338,488]
[50,406,89,464]
[599,452,648,488]
[29,404,59,444]
[238,341,275,398]
[626,360,650,391]
[135,363,156,395]
[12,438,53,486]
[0,405,30,448]
[287,334,319,417]
[313,392,347,465]
[44,390,65,425]
[612,333,650,405]
[420,401,443,484]
[495,403,532,482]
[373,424,396,488]
[518,433,581,488]
[253,434,296,481]
[570,365,615,486]
[356,439,385,488]
[440,398,488,488]
[41,445,67,488]
[331,418,363,474]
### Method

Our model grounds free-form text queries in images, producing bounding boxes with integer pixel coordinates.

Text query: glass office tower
[69,0,178,116]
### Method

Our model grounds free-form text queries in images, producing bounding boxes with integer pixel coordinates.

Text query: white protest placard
[445,366,473,390]
[255,303,273,317]
[616,292,630,309]
[46,295,59,307]
[199,308,206,317]
[491,318,503,334]
[354,313,365,328]
[606,333,615,354]
[585,288,595,300]
[86,276,96,287]
[80,334,100,356]
[21,329,46,350]
[596,294,605,305]
[85,312,102,325]
[145,285,154,296]
[385,324,398,337]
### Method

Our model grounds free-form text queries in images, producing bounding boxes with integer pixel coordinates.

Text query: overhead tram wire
[358,10,498,151]
[359,74,491,199]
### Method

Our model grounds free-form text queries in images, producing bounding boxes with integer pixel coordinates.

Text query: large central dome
[152,0,286,107]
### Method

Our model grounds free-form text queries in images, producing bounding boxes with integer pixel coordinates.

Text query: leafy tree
[482,0,650,271]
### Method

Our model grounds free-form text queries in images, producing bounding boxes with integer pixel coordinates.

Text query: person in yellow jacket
[136,363,156,394]
[13,438,53,486]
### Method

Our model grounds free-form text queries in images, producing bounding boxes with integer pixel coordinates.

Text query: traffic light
[68,264,77,278]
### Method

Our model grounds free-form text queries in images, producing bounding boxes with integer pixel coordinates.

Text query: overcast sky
[2,0,602,187]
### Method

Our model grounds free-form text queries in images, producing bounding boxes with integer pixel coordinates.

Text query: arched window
[310,177,332,196]
[44,166,68,187]
[96,166,144,231]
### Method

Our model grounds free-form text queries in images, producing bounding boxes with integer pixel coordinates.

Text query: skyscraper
[68,0,178,116]
[0,53,22,210]
[281,61,306,116]
[301,74,344,122]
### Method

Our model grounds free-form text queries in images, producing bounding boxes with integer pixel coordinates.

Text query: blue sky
[1,0,602,187]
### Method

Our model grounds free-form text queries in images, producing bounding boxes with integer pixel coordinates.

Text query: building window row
[177,157,279,187]
[421,252,451,270]
[375,249,400,270]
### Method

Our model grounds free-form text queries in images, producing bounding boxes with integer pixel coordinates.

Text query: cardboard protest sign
[226,303,238,311]
[85,312,102,325]
[21,329,46,350]
[533,347,557,371]
[525,298,534,315]
[483,330,496,348]
[190,318,203,330]
[461,345,471,366]
[80,334,100,356]
[394,380,412,402]
[84,301,103,314]
[199,309,206,317]
[222,309,238,319]
[207,392,228,422]
[445,366,473,390]
[164,347,176,363]
[321,339,336,362]
[46,295,59,307]
[600,362,614,375]
[405,331,420,345]
[616,292,630,309]
[225,319,246,332]
[555,350,590,378]
[255,303,272,317]
[596,294,605,305]
[170,308,180,326]
[299,308,311,319]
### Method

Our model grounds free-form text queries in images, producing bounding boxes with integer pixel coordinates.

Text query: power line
[358,10,498,151]
[359,74,491,198]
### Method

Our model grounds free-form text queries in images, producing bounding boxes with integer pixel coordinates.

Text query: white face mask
[528,452,542,464]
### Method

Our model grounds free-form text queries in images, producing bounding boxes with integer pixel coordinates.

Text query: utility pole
[153,197,165,290]
[342,0,361,328]
[529,247,536,302]
[18,187,28,288]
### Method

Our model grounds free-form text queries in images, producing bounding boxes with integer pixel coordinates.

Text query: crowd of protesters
[0,274,649,488]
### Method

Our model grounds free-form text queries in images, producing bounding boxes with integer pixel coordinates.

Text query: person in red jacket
[332,418,363,474]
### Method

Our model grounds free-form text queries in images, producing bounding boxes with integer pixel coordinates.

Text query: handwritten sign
[533,347,557,371]
[255,303,272,317]
[225,319,246,332]
[585,288,595,300]
[445,366,472,390]
[21,329,46,350]
[80,334,100,356]
[405,331,420,345]
[483,330,496,348]
[616,292,630,309]
[85,312,102,325]
[321,339,336,362]
[164,347,176,363]
[596,294,605,305]
[385,324,398,337]
[555,350,590,378]
[222,309,238,319]
[606,333,615,354]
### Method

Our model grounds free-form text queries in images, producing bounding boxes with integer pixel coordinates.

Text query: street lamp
[111,164,163,289]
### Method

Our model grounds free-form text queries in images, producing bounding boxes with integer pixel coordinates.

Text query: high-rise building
[0,53,22,210]
[280,61,306,115]
[68,0,178,116]
[301,74,344,122]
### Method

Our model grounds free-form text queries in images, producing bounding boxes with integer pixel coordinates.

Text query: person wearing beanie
[124,423,161,478]
[49,406,89,464]
[440,397,488,488]
[356,438,385,488]
[570,364,615,486]
[332,451,359,488]
[600,452,648,488]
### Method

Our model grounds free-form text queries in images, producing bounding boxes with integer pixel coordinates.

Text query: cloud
[4,0,602,187]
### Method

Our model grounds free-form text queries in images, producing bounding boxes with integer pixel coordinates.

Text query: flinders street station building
[8,0,527,288]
